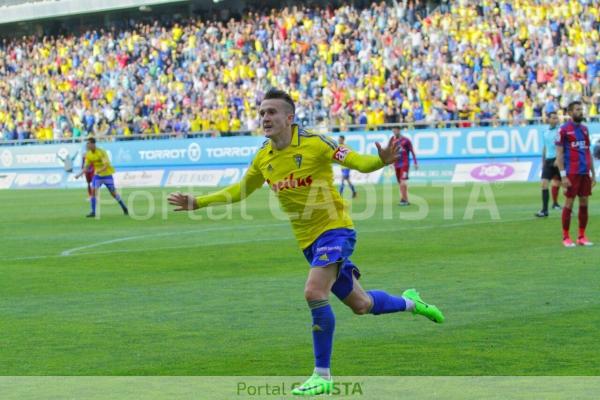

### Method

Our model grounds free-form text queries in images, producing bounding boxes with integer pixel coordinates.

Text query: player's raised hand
[168,192,198,211]
[375,136,400,165]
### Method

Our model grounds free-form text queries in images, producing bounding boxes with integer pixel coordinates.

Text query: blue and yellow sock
[309,299,335,372]
[367,290,413,315]
[90,197,97,214]
[339,182,345,194]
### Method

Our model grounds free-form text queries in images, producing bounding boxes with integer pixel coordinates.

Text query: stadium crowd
[0,0,599,141]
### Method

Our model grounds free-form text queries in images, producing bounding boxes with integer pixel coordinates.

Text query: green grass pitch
[1,183,599,376]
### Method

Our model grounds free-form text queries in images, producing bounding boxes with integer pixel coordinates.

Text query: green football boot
[402,288,445,323]
[291,372,333,396]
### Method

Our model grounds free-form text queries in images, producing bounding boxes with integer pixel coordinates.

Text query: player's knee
[565,198,574,207]
[304,286,327,302]
[350,298,371,315]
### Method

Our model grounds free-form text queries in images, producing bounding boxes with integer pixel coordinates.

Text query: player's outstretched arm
[336,136,399,173]
[168,169,264,212]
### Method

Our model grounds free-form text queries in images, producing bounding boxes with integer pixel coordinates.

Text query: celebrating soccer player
[391,127,418,206]
[168,89,444,396]
[555,101,595,247]
[338,135,357,198]
[535,111,562,217]
[75,137,129,218]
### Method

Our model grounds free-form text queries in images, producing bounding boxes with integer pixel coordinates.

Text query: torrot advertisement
[1,123,599,189]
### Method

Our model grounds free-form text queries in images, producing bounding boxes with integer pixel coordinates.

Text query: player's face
[338,137,345,144]
[569,104,584,123]
[393,129,401,138]
[259,99,294,139]
[549,113,559,127]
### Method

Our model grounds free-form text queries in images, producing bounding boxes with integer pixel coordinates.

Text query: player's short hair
[567,101,582,112]
[548,111,558,117]
[87,137,96,144]
[339,135,345,140]
[263,88,295,115]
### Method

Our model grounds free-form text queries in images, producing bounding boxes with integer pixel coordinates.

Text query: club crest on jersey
[267,164,274,172]
[294,154,303,168]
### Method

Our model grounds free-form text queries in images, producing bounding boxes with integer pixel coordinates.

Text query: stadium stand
[0,0,598,142]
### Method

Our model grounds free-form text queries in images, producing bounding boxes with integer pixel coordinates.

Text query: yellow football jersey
[84,148,115,177]
[195,125,384,249]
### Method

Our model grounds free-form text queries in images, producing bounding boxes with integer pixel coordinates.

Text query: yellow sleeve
[338,151,385,173]
[322,138,384,173]
[195,158,265,208]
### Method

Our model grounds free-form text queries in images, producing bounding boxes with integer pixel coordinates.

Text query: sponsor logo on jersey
[266,173,313,193]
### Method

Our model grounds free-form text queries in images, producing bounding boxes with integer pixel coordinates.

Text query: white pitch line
[59,236,295,258]
[61,217,533,258]
[0,216,534,262]
[59,222,289,256]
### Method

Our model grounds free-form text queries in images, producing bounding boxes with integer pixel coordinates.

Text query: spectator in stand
[0,0,598,142]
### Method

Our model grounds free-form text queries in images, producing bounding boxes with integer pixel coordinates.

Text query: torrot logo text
[206,146,258,158]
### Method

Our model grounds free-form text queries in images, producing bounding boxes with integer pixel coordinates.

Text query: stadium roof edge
[0,0,189,25]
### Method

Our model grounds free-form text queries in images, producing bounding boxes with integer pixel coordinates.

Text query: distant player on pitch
[168,89,444,396]
[75,137,129,218]
[555,101,595,247]
[392,127,418,206]
[338,135,357,198]
[535,111,562,217]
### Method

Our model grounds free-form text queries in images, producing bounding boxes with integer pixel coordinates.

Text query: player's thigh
[394,168,403,183]
[540,178,549,189]
[342,276,372,315]
[579,175,592,198]
[103,177,118,196]
[305,263,339,300]
[91,176,101,194]
[107,184,118,196]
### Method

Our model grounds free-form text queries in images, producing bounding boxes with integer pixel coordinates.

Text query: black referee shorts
[541,158,560,180]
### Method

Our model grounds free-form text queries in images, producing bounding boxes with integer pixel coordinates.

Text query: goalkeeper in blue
[168,89,444,396]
